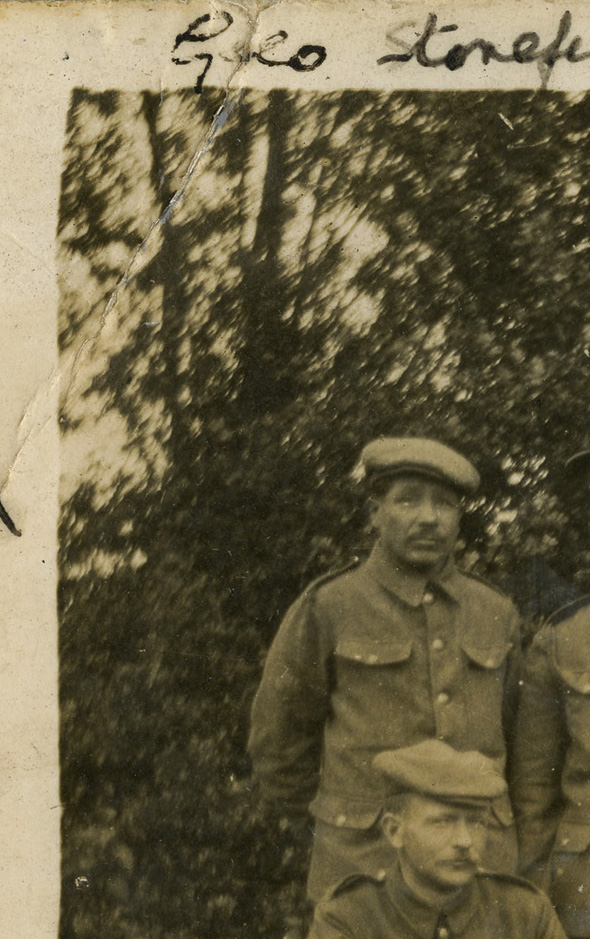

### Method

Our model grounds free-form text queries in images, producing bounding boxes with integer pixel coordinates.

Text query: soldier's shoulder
[550,593,590,627]
[304,557,362,596]
[327,872,386,901]
[314,874,387,934]
[477,869,544,898]
[458,569,514,605]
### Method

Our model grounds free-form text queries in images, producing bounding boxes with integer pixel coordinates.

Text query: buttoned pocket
[461,640,512,670]
[335,638,413,666]
[309,790,383,829]
[555,664,590,695]
[555,825,590,855]
[553,661,590,758]
[457,639,511,756]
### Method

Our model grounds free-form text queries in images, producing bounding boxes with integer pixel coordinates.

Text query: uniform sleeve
[248,588,332,814]
[511,628,565,887]
[503,602,523,755]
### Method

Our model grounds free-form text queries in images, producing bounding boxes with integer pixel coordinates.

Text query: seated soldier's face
[372,476,461,573]
[384,794,490,894]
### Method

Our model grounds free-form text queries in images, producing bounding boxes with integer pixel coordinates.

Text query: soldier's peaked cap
[360,437,480,494]
[373,740,507,803]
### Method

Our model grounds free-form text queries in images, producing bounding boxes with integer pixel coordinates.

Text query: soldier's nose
[454,819,473,848]
[417,499,439,523]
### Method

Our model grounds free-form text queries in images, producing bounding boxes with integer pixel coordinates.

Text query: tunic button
[376,869,387,881]
[367,654,379,664]
[437,692,450,705]
[438,929,449,939]
[432,638,445,651]
[423,591,435,604]
[335,814,347,827]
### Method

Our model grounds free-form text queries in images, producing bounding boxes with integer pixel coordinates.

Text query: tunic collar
[364,542,462,607]
[385,862,480,939]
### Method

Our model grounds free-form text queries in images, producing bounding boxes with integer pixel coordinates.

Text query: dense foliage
[58,88,590,938]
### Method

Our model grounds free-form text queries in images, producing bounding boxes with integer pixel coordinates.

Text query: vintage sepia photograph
[7,0,590,937]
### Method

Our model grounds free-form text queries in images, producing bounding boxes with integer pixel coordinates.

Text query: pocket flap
[555,664,590,695]
[335,638,413,666]
[462,640,512,670]
[555,824,590,854]
[310,791,382,829]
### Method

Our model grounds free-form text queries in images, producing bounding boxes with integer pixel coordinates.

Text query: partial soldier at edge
[513,448,590,938]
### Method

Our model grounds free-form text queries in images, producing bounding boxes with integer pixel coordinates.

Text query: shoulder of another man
[312,875,387,937]
[323,872,386,902]
[530,594,590,663]
[476,869,548,899]
[457,569,516,607]
[549,593,590,627]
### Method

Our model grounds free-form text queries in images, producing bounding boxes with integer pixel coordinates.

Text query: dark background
[58,88,590,937]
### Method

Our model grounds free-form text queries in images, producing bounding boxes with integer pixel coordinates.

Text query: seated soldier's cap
[360,437,480,494]
[373,740,507,804]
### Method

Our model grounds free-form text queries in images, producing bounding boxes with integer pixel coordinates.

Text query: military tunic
[249,544,521,900]
[513,597,590,937]
[307,866,567,939]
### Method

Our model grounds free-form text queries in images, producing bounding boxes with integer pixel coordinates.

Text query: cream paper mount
[2,1,590,936]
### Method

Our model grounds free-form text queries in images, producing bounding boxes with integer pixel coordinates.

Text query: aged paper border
[2,0,590,935]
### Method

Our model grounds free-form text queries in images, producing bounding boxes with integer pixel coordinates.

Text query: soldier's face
[384,794,489,894]
[372,476,461,573]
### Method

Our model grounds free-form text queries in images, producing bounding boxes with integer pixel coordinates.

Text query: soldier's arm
[535,893,568,939]
[511,628,564,886]
[502,602,523,754]
[248,589,332,814]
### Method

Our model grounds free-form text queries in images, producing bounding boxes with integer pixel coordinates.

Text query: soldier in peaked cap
[248,437,521,931]
[308,741,566,939]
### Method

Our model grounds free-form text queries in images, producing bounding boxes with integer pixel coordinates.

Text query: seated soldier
[308,740,565,939]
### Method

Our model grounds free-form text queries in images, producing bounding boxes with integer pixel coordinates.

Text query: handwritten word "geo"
[172,12,327,93]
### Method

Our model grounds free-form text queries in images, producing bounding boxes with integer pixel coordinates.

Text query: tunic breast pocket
[331,638,415,731]
[556,664,590,697]
[555,663,590,749]
[334,638,414,669]
[461,641,512,673]
[458,640,512,752]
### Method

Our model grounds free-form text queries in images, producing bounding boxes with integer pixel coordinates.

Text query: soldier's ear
[381,811,403,850]
[367,497,381,531]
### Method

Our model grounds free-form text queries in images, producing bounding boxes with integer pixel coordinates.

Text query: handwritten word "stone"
[377,10,590,83]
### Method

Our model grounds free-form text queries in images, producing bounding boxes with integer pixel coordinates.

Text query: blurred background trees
[58,88,590,937]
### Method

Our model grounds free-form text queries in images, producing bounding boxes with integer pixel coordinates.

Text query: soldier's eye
[431,815,455,825]
[395,490,420,504]
[437,496,459,509]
